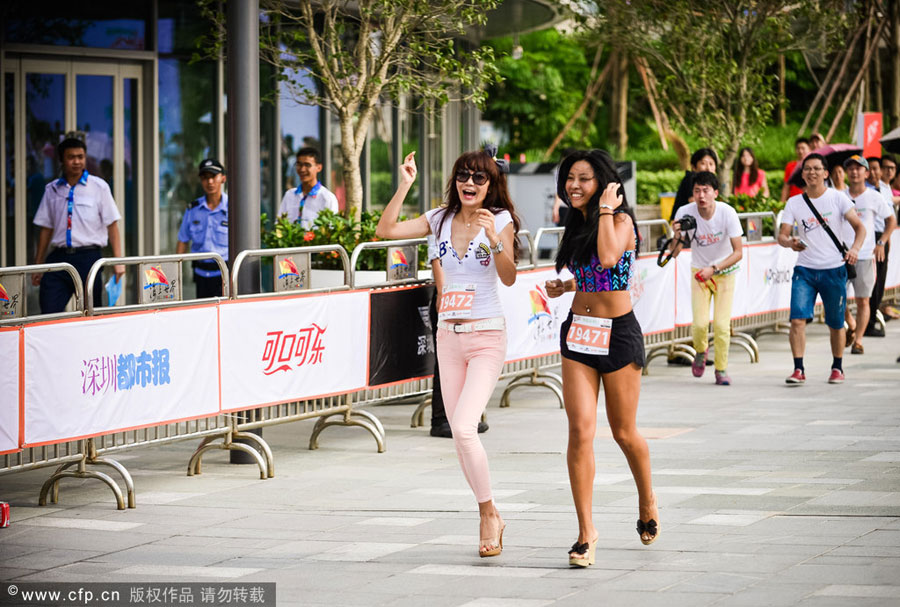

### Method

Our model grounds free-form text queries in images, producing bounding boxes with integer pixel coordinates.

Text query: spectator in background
[732,146,769,197]
[881,154,900,205]
[829,163,847,193]
[781,137,811,202]
[669,147,718,222]
[864,155,896,334]
[278,147,339,229]
[809,133,826,150]
[176,159,228,298]
[841,155,895,354]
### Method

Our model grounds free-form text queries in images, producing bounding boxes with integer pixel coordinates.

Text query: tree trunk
[608,50,620,150]
[873,30,884,114]
[778,54,787,126]
[615,52,629,156]
[811,20,868,135]
[339,114,364,224]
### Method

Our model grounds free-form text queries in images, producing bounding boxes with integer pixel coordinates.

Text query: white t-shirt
[876,181,893,232]
[278,182,339,229]
[782,189,854,270]
[674,201,743,270]
[33,172,121,248]
[425,207,513,319]
[841,189,890,260]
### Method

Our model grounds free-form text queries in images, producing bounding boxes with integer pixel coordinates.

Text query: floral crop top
[567,216,639,293]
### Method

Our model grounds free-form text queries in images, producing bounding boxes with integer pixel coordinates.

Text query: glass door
[6,59,143,308]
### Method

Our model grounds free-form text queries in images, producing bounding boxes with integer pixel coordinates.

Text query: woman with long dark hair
[376,147,521,558]
[545,149,658,567]
[732,146,769,197]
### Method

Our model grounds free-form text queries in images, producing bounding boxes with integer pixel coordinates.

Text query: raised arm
[595,183,635,268]
[375,152,430,240]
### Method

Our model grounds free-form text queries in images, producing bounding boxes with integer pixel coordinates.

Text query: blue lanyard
[66,185,76,248]
[295,182,321,223]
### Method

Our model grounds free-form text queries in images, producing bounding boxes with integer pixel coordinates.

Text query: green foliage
[482,29,595,157]
[724,193,785,234]
[635,170,685,205]
[577,1,850,176]
[261,209,426,271]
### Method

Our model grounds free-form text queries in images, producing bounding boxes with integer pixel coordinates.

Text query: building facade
[1,1,560,276]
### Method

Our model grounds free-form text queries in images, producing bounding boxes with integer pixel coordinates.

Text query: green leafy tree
[576,1,850,185]
[482,29,595,157]
[200,0,501,222]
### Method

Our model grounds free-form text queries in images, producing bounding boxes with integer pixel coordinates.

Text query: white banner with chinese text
[218,291,369,411]
[0,329,20,453]
[23,307,219,446]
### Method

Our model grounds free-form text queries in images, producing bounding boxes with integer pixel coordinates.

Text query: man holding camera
[778,153,865,385]
[672,171,744,385]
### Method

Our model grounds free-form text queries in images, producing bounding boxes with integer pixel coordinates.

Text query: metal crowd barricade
[188,244,384,477]
[29,254,233,508]
[85,252,229,315]
[0,263,84,326]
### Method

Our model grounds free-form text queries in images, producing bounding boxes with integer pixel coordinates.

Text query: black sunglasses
[455,170,489,186]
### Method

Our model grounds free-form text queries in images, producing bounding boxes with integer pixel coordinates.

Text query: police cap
[198,158,225,176]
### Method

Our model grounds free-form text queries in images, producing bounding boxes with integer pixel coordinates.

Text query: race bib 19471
[566,314,612,355]
[439,283,476,320]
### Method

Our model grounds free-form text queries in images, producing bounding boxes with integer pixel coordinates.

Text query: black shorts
[560,309,645,374]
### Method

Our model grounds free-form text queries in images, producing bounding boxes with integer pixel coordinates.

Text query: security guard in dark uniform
[176,158,228,298]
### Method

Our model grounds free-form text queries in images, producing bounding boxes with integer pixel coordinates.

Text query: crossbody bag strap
[801,193,847,257]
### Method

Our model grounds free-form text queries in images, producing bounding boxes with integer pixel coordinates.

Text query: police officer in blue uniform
[176,159,228,298]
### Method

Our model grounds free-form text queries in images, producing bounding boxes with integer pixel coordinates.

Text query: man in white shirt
[277,147,339,229]
[841,156,896,354]
[672,171,743,385]
[864,155,896,336]
[778,153,866,385]
[32,137,125,313]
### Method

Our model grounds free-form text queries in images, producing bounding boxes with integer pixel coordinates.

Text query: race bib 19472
[439,283,476,320]
[566,314,612,355]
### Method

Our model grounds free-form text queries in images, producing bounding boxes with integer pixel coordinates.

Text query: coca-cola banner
[0,329,20,453]
[23,307,219,447]
[218,291,369,412]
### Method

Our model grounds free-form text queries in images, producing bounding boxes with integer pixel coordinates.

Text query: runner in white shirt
[277,147,339,228]
[375,147,521,559]
[778,153,865,385]
[840,155,896,354]
[672,172,743,385]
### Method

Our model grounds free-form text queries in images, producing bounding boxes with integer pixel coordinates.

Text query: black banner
[368,285,436,386]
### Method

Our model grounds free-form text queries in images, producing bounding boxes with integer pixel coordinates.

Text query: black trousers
[867,234,889,330]
[428,289,447,426]
[194,274,224,298]
[40,248,103,314]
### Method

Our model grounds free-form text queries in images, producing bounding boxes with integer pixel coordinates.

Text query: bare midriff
[571,290,632,318]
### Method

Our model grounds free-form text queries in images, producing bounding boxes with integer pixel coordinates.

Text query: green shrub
[635,169,685,205]
[260,209,427,271]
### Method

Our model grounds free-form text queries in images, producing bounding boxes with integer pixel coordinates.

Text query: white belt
[437,318,506,333]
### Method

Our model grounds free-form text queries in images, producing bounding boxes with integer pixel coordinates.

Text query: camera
[676,214,697,232]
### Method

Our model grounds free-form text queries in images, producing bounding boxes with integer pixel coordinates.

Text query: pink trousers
[436,326,507,503]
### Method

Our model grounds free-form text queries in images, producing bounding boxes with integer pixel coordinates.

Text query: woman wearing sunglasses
[376,147,521,558]
[544,149,658,567]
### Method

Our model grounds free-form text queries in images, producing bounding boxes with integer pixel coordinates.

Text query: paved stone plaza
[1,324,899,606]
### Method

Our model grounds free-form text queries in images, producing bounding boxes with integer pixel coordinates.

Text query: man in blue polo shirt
[32,137,125,313]
[278,147,339,228]
[176,158,228,298]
